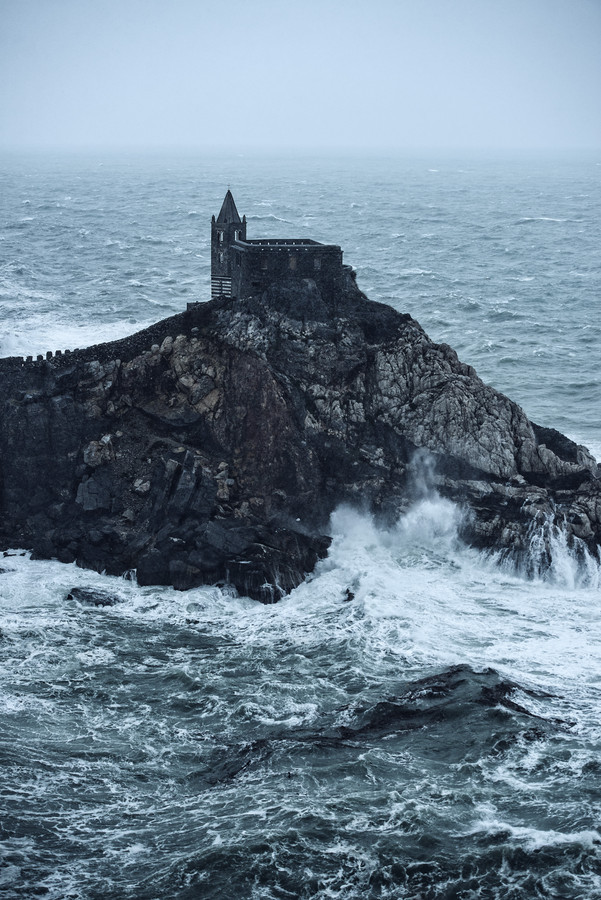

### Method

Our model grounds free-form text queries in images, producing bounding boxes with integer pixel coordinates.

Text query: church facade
[211,190,344,300]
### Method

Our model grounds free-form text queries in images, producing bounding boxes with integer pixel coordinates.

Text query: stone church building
[211,190,345,300]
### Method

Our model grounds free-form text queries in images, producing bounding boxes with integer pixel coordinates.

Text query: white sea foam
[518,216,567,223]
[297,490,601,695]
[399,267,432,276]
[1,318,157,358]
[468,817,601,851]
[247,214,290,223]
[2,510,601,895]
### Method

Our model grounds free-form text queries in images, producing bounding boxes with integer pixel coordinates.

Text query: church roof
[216,190,242,224]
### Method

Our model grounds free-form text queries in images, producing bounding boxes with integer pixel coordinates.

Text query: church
[211,190,345,300]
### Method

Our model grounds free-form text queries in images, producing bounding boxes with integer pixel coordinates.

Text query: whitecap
[246,214,290,223]
[399,267,432,276]
[467,818,601,851]
[516,216,566,224]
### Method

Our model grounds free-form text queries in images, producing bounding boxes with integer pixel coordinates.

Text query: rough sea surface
[1,152,600,899]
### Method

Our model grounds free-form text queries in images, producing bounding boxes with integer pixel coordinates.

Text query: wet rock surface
[66,587,122,607]
[0,277,599,600]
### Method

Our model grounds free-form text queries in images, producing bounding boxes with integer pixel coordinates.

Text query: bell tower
[211,190,246,299]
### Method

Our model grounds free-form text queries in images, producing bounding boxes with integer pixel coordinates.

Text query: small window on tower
[261,256,268,270]
[289,255,297,271]
[218,231,224,244]
[219,252,224,264]
[314,257,322,270]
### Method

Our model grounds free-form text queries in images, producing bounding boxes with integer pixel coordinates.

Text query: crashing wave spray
[403,451,600,589]
[512,510,601,589]
[391,449,465,556]
[328,449,600,592]
[325,450,466,585]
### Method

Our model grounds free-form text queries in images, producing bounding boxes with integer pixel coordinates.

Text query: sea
[1,151,600,899]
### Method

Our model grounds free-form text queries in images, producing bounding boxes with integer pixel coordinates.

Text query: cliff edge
[1,276,599,600]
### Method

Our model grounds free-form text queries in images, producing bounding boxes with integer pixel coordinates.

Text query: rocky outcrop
[0,275,599,600]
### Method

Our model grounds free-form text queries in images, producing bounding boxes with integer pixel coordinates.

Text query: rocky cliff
[1,275,599,600]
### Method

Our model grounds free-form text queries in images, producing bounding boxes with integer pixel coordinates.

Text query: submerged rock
[66,587,122,607]
[0,277,599,600]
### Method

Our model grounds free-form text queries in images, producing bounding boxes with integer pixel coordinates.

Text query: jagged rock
[0,277,599,601]
[83,434,115,467]
[76,474,112,511]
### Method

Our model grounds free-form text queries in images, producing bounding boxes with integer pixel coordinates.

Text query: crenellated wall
[0,307,207,375]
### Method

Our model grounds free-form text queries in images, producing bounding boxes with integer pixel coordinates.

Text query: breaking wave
[515,513,601,590]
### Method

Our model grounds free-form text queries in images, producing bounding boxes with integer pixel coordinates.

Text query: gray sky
[1,0,600,151]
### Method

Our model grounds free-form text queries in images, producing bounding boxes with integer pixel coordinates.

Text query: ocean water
[1,151,600,898]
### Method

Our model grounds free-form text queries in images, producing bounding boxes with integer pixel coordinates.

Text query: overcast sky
[1,0,599,152]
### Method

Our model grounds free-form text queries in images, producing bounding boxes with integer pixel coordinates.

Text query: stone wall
[231,241,344,299]
[0,307,204,376]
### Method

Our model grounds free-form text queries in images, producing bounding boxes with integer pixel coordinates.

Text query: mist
[1,0,600,152]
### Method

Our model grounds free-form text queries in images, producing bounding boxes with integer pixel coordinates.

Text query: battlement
[0,308,196,376]
[243,238,322,247]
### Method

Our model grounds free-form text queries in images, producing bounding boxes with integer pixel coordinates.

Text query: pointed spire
[216,189,242,224]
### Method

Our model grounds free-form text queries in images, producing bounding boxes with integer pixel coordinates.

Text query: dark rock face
[0,277,599,601]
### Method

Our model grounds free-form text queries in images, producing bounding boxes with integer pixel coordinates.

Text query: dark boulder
[66,587,121,607]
